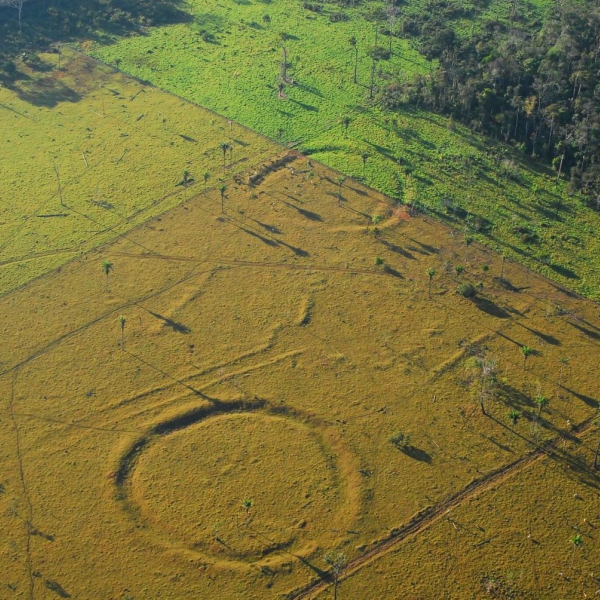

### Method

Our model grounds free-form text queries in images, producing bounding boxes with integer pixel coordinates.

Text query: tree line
[378,0,600,203]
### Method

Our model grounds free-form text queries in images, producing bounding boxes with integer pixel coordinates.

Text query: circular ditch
[116,402,359,566]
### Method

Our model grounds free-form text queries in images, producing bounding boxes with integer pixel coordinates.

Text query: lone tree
[203,171,210,191]
[478,357,497,415]
[508,409,520,426]
[349,36,358,84]
[464,235,474,263]
[535,395,549,417]
[426,268,436,298]
[182,170,191,199]
[361,151,369,171]
[102,260,113,292]
[118,315,126,350]
[219,142,229,169]
[324,550,346,600]
[521,345,533,369]
[340,115,351,137]
[219,184,227,213]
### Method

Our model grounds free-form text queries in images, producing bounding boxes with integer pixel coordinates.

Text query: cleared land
[0,49,277,295]
[87,0,600,298]
[1,46,599,600]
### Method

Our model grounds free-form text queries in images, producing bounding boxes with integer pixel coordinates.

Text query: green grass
[0,49,278,295]
[75,0,600,299]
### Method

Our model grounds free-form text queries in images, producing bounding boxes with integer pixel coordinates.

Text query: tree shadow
[378,238,415,260]
[568,321,600,341]
[562,387,598,408]
[44,580,70,598]
[12,76,81,108]
[148,311,191,334]
[473,297,510,319]
[288,98,319,112]
[550,263,580,280]
[1,0,193,55]
[401,445,432,463]
[516,322,561,346]
[382,264,403,278]
[282,201,322,221]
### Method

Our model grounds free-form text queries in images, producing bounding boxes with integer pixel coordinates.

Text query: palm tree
[182,170,191,199]
[220,142,229,169]
[508,409,520,426]
[340,116,351,137]
[464,235,474,263]
[349,36,358,84]
[219,184,227,213]
[521,345,533,369]
[102,260,113,292]
[426,268,436,298]
[118,315,126,350]
[535,395,549,417]
[361,151,369,172]
[203,171,210,191]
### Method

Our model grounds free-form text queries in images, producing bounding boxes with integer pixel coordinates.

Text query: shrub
[457,282,477,298]
[389,431,410,448]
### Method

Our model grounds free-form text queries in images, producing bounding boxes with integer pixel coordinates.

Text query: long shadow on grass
[378,238,416,260]
[473,297,511,319]
[515,322,561,345]
[400,445,432,463]
[282,201,322,221]
[148,311,191,334]
[12,76,81,108]
[568,321,600,341]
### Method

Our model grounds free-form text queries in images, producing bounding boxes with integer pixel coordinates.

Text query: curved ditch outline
[114,398,363,570]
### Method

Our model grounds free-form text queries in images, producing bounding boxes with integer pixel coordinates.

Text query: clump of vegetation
[389,430,411,449]
[457,282,477,298]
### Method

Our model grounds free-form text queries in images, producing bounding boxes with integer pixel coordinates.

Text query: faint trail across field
[289,414,598,599]
[8,370,35,599]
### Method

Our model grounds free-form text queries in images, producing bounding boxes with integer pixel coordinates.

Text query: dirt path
[288,415,597,599]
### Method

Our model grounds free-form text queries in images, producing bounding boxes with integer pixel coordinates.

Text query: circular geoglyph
[125,409,356,564]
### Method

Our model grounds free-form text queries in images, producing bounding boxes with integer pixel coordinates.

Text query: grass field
[2,57,599,596]
[86,0,600,299]
[344,427,600,598]
[0,49,277,295]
